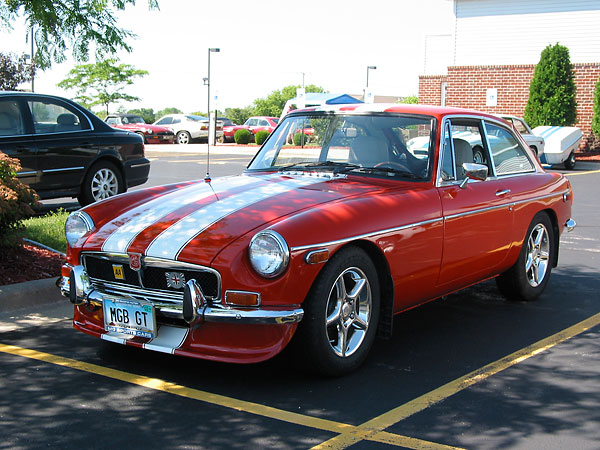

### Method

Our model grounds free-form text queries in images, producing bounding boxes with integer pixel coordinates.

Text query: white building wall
[453,0,600,65]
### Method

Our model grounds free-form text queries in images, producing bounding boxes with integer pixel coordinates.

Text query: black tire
[77,160,124,206]
[496,212,555,301]
[176,130,192,145]
[296,246,380,376]
[564,152,576,170]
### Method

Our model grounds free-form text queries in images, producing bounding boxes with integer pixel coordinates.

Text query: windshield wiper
[278,161,361,173]
[352,166,421,179]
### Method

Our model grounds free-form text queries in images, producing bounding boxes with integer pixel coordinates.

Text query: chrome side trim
[445,202,512,220]
[17,171,37,176]
[290,217,443,252]
[130,162,151,168]
[565,218,576,232]
[41,166,85,173]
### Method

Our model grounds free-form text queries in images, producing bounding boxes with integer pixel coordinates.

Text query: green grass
[20,209,69,254]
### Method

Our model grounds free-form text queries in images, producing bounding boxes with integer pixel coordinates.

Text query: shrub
[0,151,40,245]
[254,130,270,145]
[592,75,600,137]
[293,132,310,146]
[524,43,577,128]
[234,129,252,145]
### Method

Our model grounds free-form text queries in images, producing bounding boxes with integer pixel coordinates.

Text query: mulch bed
[0,244,65,286]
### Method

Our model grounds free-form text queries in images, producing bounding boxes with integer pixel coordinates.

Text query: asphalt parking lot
[1,153,598,449]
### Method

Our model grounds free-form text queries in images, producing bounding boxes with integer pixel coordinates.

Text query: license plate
[103,297,156,339]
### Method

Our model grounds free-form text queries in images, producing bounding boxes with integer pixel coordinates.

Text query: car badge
[166,272,186,289]
[128,253,142,271]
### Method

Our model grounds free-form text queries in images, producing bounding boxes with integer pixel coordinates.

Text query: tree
[592,75,600,137]
[58,59,148,113]
[524,43,577,128]
[253,84,325,118]
[0,0,158,69]
[0,52,34,90]
[224,106,253,125]
[156,107,182,118]
[128,108,155,124]
[399,95,418,104]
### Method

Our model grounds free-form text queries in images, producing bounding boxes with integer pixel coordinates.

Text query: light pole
[366,65,376,88]
[205,48,220,180]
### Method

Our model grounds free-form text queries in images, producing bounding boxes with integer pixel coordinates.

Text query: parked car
[105,114,174,144]
[223,116,279,142]
[60,104,575,375]
[217,117,236,127]
[153,114,224,144]
[497,115,545,157]
[0,91,150,206]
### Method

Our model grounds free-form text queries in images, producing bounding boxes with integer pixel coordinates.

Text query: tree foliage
[0,52,34,90]
[224,107,253,125]
[524,43,577,127]
[399,95,418,104]
[592,75,600,137]
[0,0,158,69]
[128,107,155,124]
[253,84,325,118]
[155,107,182,119]
[57,58,148,113]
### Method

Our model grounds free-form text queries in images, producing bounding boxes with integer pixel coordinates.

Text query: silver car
[498,115,545,158]
[153,114,224,144]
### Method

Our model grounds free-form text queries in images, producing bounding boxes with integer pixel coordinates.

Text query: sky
[1,0,453,115]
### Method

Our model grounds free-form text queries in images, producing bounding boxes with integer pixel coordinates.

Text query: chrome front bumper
[60,265,303,325]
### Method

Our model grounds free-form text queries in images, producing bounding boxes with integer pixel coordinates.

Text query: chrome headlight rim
[248,230,290,279]
[65,211,95,247]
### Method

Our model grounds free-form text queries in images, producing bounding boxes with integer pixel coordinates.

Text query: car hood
[82,172,393,266]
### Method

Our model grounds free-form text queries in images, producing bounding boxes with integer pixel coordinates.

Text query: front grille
[81,252,221,302]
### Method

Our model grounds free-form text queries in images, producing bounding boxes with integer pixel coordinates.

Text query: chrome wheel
[91,168,119,201]
[325,267,372,358]
[177,131,191,144]
[525,223,550,287]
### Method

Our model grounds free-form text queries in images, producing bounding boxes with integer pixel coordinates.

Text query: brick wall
[419,63,600,150]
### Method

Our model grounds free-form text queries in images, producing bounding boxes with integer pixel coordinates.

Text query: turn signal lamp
[305,249,329,264]
[225,291,260,307]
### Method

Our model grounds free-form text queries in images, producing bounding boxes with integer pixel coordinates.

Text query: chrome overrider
[565,218,576,232]
[60,265,304,325]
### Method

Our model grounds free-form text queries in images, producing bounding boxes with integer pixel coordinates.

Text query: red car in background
[223,116,279,142]
[105,114,175,144]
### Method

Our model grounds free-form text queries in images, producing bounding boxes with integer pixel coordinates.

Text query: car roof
[289,103,501,121]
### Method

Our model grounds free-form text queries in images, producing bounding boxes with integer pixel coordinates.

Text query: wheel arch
[333,239,395,339]
[79,155,126,195]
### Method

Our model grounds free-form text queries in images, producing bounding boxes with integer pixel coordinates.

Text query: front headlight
[65,211,95,247]
[248,230,289,278]
[146,128,153,134]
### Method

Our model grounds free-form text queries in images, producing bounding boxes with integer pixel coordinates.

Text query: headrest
[57,113,77,125]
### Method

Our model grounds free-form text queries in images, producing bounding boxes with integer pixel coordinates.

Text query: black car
[0,92,150,206]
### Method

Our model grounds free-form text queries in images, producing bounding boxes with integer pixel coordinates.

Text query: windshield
[123,115,145,124]
[247,113,434,180]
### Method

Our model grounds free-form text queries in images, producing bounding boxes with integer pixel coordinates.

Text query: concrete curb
[0,277,65,312]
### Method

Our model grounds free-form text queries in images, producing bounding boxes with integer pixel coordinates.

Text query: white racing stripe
[102,176,257,253]
[146,175,325,260]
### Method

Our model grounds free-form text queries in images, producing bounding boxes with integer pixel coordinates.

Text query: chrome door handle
[495,189,511,197]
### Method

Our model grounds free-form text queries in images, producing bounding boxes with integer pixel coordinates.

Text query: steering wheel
[374,161,412,173]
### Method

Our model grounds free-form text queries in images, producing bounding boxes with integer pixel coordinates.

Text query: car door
[436,118,514,291]
[0,96,38,187]
[27,97,95,194]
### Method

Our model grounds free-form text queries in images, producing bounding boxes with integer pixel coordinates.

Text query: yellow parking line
[0,343,459,449]
[312,311,600,449]
[565,168,600,176]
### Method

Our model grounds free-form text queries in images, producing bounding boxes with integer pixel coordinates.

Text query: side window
[28,100,85,134]
[106,117,118,125]
[258,119,269,126]
[484,122,534,175]
[0,100,26,136]
[440,123,454,181]
[172,118,181,124]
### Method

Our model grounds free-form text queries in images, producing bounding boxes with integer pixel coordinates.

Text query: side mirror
[459,163,488,189]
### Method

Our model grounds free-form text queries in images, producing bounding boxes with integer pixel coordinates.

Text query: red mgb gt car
[60,104,575,375]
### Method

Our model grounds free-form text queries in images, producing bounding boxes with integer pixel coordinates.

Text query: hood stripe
[102,176,258,253]
[146,176,325,260]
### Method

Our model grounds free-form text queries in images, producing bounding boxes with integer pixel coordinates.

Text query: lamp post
[366,65,376,88]
[205,48,220,180]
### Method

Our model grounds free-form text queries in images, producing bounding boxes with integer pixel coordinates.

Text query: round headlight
[248,230,289,278]
[65,211,94,247]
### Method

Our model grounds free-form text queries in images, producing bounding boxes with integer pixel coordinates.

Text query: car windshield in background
[248,113,434,180]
